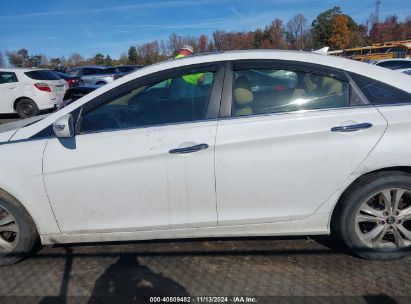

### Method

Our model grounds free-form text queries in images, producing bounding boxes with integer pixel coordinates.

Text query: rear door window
[231,68,350,117]
[0,72,18,83]
[82,68,94,76]
[69,69,81,77]
[25,70,61,80]
[83,68,111,75]
[105,68,119,74]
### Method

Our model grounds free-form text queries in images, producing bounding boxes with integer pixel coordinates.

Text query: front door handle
[169,143,209,154]
[331,123,373,133]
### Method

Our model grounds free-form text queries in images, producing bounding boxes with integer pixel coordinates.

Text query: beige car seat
[233,76,254,116]
[322,76,343,96]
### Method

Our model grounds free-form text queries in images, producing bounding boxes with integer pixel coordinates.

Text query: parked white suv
[0,68,66,118]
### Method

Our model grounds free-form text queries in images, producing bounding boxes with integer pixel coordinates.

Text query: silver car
[68,66,122,85]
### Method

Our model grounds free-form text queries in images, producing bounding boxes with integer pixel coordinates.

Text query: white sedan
[1,50,411,265]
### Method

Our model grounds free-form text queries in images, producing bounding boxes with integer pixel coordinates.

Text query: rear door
[0,72,19,112]
[81,68,96,85]
[215,60,387,225]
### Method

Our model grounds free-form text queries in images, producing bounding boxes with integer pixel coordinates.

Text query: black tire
[16,98,39,118]
[0,190,39,266]
[333,171,411,260]
[95,81,106,85]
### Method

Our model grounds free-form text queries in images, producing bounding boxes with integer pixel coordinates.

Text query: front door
[43,64,223,233]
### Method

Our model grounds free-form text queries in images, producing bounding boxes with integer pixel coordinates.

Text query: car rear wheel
[16,98,39,118]
[333,171,411,260]
[0,190,39,266]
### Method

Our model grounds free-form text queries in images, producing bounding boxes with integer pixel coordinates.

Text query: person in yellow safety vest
[174,45,205,85]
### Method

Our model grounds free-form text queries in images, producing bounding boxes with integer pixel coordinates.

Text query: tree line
[1,6,410,69]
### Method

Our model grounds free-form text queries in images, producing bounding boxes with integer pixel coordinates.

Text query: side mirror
[53,114,74,138]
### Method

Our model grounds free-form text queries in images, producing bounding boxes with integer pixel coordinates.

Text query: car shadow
[38,247,189,304]
[88,254,189,303]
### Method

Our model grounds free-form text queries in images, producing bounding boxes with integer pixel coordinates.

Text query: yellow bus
[329,40,411,61]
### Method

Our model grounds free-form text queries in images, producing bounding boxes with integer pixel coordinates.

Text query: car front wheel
[334,171,411,260]
[0,190,39,266]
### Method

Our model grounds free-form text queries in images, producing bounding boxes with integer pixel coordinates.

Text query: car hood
[0,114,50,142]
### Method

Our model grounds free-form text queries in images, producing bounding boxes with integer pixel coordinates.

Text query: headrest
[303,73,318,91]
[322,77,342,95]
[234,76,253,105]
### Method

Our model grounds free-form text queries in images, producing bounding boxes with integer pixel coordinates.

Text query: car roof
[76,66,108,69]
[10,50,411,141]
[132,49,410,88]
[0,67,48,72]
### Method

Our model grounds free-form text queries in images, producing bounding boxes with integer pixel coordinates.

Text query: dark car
[116,65,143,75]
[58,85,99,109]
[54,71,83,88]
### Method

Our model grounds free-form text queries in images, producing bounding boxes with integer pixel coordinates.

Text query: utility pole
[375,0,381,23]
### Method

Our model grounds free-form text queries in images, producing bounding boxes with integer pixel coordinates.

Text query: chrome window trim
[217,104,376,122]
[76,118,218,137]
[375,102,411,108]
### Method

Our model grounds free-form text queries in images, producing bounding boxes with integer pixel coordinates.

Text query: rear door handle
[331,123,373,132]
[169,143,209,154]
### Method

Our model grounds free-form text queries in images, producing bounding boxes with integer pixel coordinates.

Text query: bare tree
[167,33,183,55]
[67,53,84,67]
[212,30,226,51]
[287,14,308,49]
[159,40,168,57]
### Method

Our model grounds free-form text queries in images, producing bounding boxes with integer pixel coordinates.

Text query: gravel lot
[1,236,411,303]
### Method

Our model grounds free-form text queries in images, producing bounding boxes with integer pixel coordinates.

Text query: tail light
[66,79,78,87]
[34,83,51,92]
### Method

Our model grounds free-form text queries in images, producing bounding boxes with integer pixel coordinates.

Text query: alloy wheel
[355,188,411,250]
[0,205,19,254]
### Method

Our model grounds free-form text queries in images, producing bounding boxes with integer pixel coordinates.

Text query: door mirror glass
[53,114,74,138]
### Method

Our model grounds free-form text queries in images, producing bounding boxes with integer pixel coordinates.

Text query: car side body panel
[0,139,60,235]
[215,107,387,225]
[42,121,218,233]
[357,105,411,172]
[0,51,410,245]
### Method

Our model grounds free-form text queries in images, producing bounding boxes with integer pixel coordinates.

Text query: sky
[0,0,409,59]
